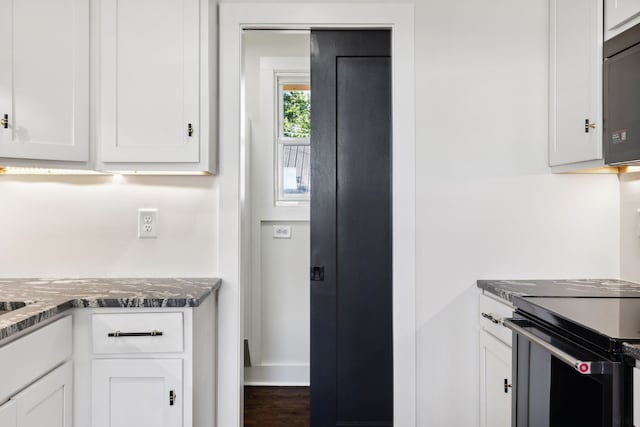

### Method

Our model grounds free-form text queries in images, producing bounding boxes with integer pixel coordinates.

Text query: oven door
[504,318,628,427]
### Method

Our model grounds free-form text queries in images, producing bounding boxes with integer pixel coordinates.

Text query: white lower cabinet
[14,361,72,427]
[73,297,217,427]
[92,358,183,427]
[479,293,513,427]
[479,330,511,427]
[0,400,17,427]
[634,367,640,426]
[0,317,72,427]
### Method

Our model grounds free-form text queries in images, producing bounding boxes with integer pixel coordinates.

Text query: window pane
[280,144,310,198]
[282,86,310,138]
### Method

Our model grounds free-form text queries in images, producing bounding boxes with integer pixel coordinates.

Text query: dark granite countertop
[623,343,640,362]
[0,278,221,344]
[478,279,640,362]
[478,279,640,303]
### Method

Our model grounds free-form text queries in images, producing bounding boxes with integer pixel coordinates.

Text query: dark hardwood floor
[244,386,310,427]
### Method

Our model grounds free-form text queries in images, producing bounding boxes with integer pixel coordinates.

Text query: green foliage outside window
[283,90,311,138]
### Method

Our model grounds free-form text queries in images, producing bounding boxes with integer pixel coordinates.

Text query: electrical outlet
[138,209,158,238]
[273,225,292,239]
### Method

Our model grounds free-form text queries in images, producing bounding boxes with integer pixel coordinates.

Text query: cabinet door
[634,367,640,427]
[0,0,89,162]
[0,400,17,427]
[92,358,183,427]
[606,0,640,31]
[14,361,72,427]
[98,0,200,163]
[549,0,602,167]
[479,330,511,427]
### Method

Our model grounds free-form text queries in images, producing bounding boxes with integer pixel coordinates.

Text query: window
[276,74,310,204]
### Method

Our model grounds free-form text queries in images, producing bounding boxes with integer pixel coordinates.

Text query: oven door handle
[502,318,616,375]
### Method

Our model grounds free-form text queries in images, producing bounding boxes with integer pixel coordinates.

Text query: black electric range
[507,296,640,427]
[514,296,640,353]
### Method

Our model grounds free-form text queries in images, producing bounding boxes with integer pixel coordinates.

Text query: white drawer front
[92,312,183,354]
[479,293,514,346]
[0,316,72,403]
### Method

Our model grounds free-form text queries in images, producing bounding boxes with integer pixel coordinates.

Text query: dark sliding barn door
[310,30,393,427]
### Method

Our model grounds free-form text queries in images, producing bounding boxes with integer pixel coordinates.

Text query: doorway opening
[241,29,311,425]
[217,5,416,427]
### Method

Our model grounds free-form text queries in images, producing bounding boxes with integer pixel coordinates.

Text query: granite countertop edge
[478,278,640,362]
[623,343,640,362]
[0,277,222,344]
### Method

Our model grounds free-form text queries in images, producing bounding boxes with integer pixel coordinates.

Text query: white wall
[0,175,217,277]
[620,173,640,281]
[414,0,619,425]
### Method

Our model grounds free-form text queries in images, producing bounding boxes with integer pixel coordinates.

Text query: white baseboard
[244,364,310,386]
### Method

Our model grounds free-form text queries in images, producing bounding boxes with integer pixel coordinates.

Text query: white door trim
[218,4,416,426]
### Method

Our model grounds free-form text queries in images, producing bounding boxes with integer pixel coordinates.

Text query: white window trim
[276,73,311,204]
[218,4,416,427]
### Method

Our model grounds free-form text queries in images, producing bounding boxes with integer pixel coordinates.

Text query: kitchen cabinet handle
[169,390,177,406]
[107,330,163,337]
[585,119,596,133]
[1,114,8,129]
[503,319,616,375]
[504,378,512,393]
[480,312,501,324]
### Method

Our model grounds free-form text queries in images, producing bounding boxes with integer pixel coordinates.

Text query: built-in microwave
[604,22,640,165]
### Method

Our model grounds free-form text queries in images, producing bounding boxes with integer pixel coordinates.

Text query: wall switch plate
[138,209,158,238]
[272,225,292,239]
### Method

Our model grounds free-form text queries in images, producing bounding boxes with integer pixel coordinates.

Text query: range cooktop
[514,296,640,352]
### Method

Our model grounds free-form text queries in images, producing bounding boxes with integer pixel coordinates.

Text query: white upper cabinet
[96,0,209,170]
[549,0,604,171]
[0,0,89,162]
[605,0,640,39]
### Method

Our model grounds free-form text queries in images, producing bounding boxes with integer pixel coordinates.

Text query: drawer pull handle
[480,312,501,324]
[107,330,163,337]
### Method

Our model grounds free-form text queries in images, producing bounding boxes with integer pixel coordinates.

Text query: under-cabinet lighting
[619,166,640,174]
[99,170,212,176]
[0,167,106,175]
[561,166,640,174]
[0,167,212,176]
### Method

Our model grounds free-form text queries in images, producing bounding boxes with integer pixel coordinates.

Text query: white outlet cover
[272,225,292,239]
[138,208,158,238]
